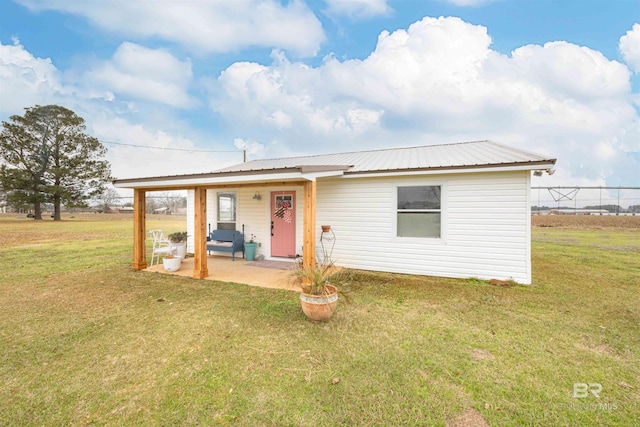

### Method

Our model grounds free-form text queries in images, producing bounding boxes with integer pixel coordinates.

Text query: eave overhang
[342,160,557,178]
[112,166,352,190]
[113,159,556,190]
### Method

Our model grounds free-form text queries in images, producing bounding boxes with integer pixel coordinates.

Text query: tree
[155,191,187,214]
[0,180,7,213]
[156,191,175,214]
[0,105,111,220]
[145,194,160,214]
[95,187,121,213]
[0,112,49,218]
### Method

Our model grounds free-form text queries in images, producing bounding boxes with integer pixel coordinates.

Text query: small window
[217,192,236,230]
[397,186,441,238]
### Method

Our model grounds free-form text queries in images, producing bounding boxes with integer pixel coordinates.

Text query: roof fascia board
[341,162,557,179]
[301,170,346,181]
[299,165,352,173]
[113,171,309,189]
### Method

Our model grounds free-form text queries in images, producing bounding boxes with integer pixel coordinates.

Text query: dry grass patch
[532,214,640,229]
[470,348,495,362]
[446,408,490,427]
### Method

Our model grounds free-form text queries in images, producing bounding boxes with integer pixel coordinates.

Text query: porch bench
[207,230,244,261]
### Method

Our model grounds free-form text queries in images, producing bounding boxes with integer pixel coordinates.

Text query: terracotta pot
[299,284,338,322]
[321,225,331,232]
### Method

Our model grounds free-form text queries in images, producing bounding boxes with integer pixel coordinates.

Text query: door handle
[271,221,274,236]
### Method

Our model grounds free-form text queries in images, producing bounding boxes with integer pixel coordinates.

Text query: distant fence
[531,187,640,215]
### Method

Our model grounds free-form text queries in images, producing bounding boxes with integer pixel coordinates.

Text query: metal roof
[113,140,556,188]
[216,140,555,175]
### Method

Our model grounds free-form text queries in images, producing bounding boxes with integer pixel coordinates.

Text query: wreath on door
[274,199,293,223]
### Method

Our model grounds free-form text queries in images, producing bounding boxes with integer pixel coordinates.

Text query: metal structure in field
[532,186,640,215]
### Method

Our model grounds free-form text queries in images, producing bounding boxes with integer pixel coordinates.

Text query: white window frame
[217,192,236,230]
[392,182,446,242]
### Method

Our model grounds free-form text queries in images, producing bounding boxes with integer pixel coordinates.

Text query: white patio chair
[148,229,174,266]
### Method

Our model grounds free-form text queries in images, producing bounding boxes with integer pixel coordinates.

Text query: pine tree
[0,105,111,220]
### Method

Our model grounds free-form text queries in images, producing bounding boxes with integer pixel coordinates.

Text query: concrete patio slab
[145,256,303,292]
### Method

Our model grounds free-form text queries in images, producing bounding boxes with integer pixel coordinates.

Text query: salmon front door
[271,191,296,257]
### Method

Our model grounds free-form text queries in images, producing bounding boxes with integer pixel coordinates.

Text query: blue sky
[1,0,639,198]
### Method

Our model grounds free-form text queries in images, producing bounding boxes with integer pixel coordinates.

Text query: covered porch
[114,165,350,281]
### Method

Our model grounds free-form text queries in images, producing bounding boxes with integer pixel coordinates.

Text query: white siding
[186,170,533,283]
[316,171,532,283]
[186,189,217,254]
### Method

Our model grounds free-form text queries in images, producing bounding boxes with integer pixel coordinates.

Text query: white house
[114,140,556,284]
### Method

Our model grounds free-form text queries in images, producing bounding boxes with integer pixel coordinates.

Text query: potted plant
[162,254,182,272]
[245,234,258,261]
[290,260,339,322]
[168,231,188,259]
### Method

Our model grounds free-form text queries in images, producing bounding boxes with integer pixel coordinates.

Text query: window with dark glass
[397,186,441,238]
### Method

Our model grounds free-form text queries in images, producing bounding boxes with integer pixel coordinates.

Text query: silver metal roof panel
[113,140,556,186]
[216,140,555,174]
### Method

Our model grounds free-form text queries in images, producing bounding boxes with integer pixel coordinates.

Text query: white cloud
[91,115,243,180]
[211,16,639,183]
[17,0,325,57]
[619,23,640,73]
[213,54,384,137]
[0,40,66,115]
[233,137,266,158]
[0,40,236,181]
[86,42,195,108]
[510,42,630,100]
[325,0,392,19]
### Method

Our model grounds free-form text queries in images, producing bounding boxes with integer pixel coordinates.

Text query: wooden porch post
[132,188,147,270]
[193,186,209,279]
[303,180,317,269]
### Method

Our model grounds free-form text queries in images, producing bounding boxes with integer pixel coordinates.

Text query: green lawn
[0,215,638,426]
